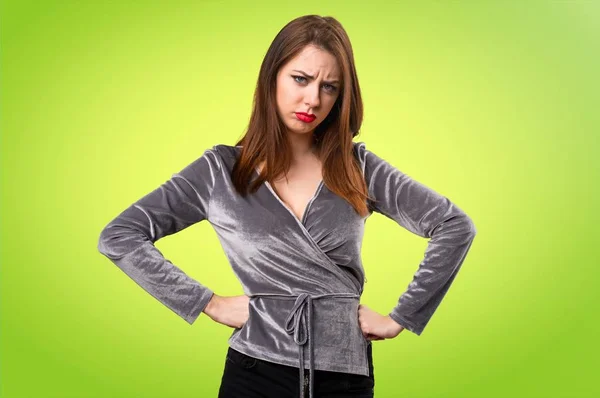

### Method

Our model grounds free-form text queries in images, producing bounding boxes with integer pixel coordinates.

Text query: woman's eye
[323,84,337,93]
[293,75,307,83]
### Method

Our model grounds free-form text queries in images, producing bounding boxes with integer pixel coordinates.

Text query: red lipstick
[295,112,316,123]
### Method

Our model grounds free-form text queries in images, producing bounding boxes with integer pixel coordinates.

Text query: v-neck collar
[254,167,324,226]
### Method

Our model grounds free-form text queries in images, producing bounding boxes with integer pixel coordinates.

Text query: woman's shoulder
[352,141,367,157]
[204,143,241,162]
[210,143,240,154]
[352,141,368,171]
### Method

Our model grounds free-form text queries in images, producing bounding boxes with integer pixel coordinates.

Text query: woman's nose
[304,88,320,108]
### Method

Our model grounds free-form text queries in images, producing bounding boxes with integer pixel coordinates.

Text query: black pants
[218,343,375,397]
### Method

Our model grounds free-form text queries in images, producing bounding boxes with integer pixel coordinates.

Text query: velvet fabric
[98,141,476,398]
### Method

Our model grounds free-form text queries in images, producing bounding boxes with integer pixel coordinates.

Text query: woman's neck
[287,132,317,161]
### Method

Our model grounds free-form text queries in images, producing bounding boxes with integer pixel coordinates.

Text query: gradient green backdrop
[2,1,598,397]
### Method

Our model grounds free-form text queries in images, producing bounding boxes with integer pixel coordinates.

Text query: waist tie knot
[252,292,360,398]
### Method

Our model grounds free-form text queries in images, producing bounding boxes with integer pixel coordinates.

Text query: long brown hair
[232,14,371,217]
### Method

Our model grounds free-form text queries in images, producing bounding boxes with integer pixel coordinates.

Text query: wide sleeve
[97,147,221,325]
[354,142,477,335]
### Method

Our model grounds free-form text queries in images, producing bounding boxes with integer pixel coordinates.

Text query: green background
[1,1,598,397]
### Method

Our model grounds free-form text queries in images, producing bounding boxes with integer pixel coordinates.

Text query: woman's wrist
[386,315,405,337]
[203,293,221,318]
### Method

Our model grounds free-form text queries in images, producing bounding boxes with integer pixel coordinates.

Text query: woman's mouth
[295,112,316,123]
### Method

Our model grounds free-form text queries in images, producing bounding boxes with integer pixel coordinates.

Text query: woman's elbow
[97,224,117,258]
[97,222,142,260]
[464,215,477,239]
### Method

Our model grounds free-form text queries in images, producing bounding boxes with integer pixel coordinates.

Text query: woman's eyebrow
[292,69,339,85]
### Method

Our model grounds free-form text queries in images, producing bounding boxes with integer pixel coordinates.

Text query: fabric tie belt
[250,292,361,398]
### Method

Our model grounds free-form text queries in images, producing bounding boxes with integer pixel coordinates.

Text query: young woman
[98,15,477,398]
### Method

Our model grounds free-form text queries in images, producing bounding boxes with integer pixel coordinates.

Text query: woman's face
[275,44,341,138]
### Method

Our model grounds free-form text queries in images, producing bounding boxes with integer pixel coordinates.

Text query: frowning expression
[275,44,341,137]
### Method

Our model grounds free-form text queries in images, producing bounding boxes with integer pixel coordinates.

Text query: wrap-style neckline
[254,166,324,226]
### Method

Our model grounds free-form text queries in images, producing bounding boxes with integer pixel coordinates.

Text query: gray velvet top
[97,141,476,398]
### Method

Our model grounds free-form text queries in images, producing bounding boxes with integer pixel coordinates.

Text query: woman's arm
[97,147,221,325]
[355,142,477,336]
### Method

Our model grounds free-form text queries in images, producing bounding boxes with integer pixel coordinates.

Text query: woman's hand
[203,294,250,329]
[358,304,405,341]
